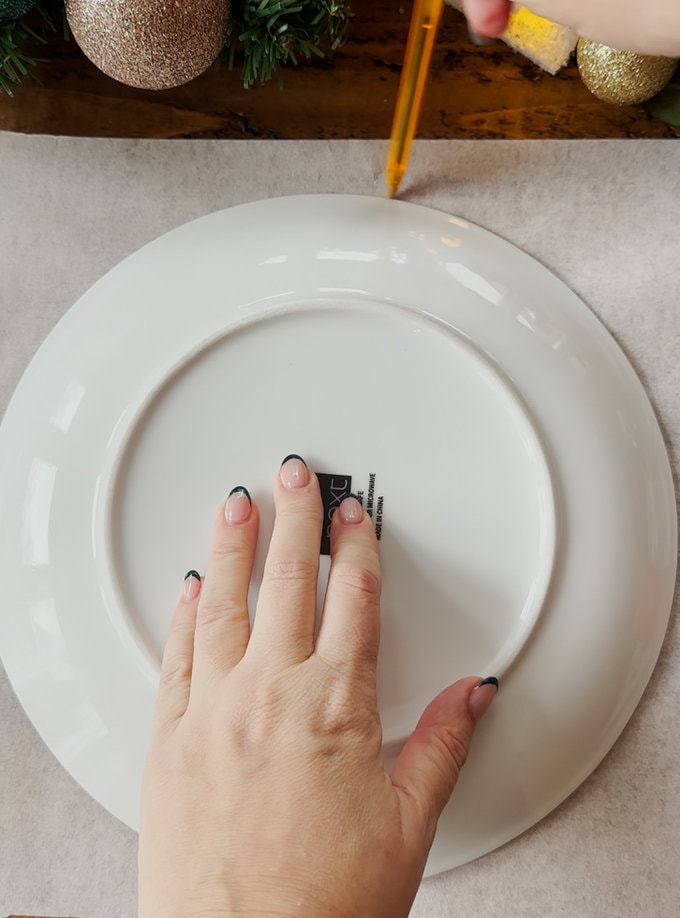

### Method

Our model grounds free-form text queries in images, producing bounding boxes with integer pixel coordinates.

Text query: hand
[462,0,680,56]
[138,455,498,918]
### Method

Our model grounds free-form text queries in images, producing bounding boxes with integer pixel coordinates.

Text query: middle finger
[247,455,323,666]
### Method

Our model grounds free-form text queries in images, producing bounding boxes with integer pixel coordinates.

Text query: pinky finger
[153,570,201,733]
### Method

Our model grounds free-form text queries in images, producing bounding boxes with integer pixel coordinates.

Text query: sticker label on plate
[318,471,384,554]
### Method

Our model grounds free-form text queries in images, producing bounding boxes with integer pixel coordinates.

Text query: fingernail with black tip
[280,454,309,489]
[281,453,307,467]
[183,570,201,601]
[469,676,499,723]
[226,485,252,524]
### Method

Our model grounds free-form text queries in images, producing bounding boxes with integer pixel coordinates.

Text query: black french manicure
[228,485,251,503]
[183,570,201,600]
[469,675,499,722]
[281,453,307,467]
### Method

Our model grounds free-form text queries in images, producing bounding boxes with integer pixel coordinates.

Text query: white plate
[0,195,675,875]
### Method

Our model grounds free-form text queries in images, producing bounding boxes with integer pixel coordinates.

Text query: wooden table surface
[1,1,678,139]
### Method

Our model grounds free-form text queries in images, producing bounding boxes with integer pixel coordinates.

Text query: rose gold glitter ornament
[577,38,678,106]
[65,0,231,90]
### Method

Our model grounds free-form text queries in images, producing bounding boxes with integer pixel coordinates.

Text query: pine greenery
[0,0,353,95]
[0,2,57,96]
[224,0,352,88]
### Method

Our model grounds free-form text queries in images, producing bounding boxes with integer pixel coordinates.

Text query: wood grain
[0,2,677,139]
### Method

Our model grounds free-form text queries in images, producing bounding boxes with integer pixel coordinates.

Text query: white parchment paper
[1,135,678,918]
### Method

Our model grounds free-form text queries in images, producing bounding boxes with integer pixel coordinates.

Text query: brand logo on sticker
[317,473,353,555]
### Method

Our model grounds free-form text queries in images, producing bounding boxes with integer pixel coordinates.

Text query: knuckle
[211,540,250,564]
[170,604,196,631]
[268,558,318,588]
[227,676,291,755]
[331,562,381,601]
[159,654,192,690]
[310,670,376,740]
[430,725,470,776]
[196,595,246,628]
[277,502,322,523]
[315,697,377,742]
[402,727,470,826]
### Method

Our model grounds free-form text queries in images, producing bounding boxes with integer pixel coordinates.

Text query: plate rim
[0,193,676,875]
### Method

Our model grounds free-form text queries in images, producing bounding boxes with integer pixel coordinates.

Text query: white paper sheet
[1,135,679,918]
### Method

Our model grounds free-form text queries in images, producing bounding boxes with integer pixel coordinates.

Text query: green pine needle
[1,21,39,95]
[0,0,58,95]
[649,64,680,126]
[223,0,353,88]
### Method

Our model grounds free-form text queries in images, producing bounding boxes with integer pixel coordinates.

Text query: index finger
[462,0,510,36]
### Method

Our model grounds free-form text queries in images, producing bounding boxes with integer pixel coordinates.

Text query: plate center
[102,299,555,745]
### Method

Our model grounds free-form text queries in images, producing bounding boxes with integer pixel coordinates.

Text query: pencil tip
[386,161,405,197]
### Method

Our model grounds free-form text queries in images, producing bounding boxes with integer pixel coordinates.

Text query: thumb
[391,676,499,844]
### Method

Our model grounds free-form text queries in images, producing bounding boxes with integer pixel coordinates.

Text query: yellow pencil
[386,0,444,197]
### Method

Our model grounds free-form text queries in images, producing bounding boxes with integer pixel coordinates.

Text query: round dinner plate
[0,195,675,875]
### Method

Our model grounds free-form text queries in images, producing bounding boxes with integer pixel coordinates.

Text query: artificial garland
[0,0,49,95]
[2,0,679,126]
[0,0,352,94]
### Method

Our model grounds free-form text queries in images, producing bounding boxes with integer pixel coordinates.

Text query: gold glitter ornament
[65,0,231,90]
[577,38,678,105]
